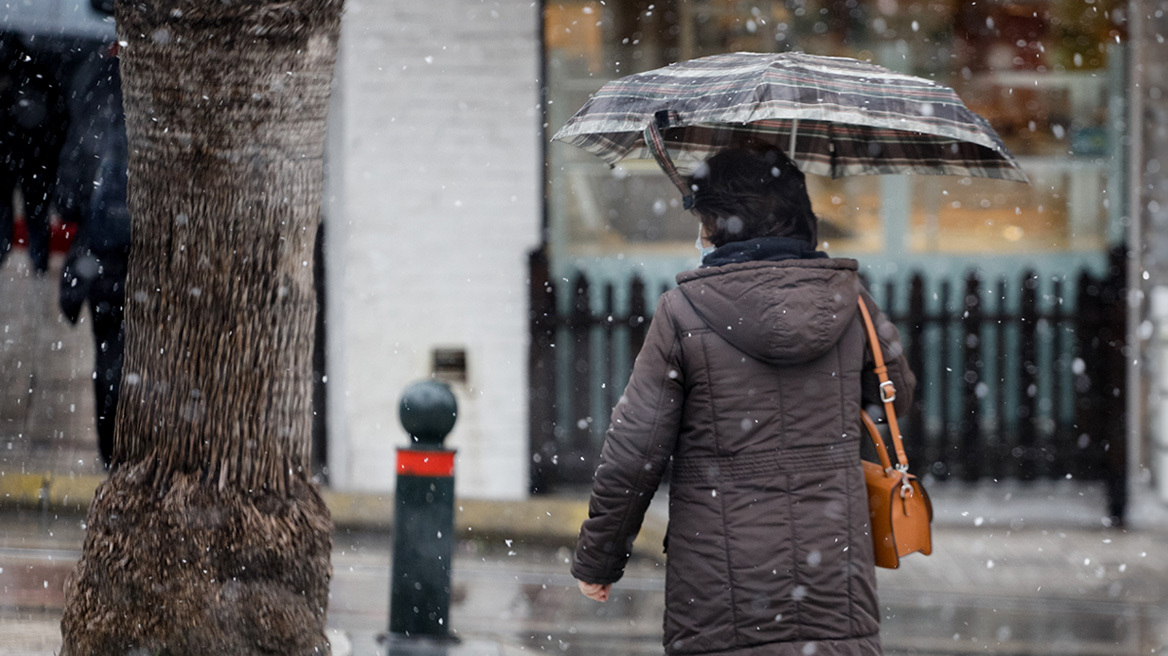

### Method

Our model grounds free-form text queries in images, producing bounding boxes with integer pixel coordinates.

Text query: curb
[6,470,1155,550]
[324,487,597,548]
[0,472,102,512]
[0,471,667,558]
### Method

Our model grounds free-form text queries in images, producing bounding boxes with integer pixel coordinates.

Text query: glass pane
[808,176,884,253]
[907,167,1108,253]
[544,0,1126,261]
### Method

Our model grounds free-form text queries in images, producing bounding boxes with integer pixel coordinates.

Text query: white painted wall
[0,0,113,39]
[325,0,542,499]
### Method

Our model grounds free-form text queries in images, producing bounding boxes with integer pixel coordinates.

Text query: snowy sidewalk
[2,503,1167,655]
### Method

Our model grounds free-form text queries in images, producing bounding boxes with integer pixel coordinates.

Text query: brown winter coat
[572,257,915,656]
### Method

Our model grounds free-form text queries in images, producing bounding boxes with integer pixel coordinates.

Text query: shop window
[544,0,1126,264]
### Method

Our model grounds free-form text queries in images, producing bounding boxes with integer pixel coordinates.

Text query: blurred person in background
[58,45,129,468]
[0,31,69,274]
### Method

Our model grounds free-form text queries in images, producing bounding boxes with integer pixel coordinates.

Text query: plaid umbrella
[553,51,1028,208]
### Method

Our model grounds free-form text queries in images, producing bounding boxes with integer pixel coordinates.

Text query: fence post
[937,280,952,479]
[603,283,617,420]
[629,276,647,356]
[1051,276,1071,478]
[995,276,1008,472]
[1074,270,1102,484]
[883,280,896,317]
[907,274,926,469]
[1019,270,1039,481]
[1099,252,1129,523]
[960,271,982,482]
[527,249,557,493]
[569,273,594,482]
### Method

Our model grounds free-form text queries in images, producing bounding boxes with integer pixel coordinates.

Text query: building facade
[329,0,1165,516]
[323,0,543,498]
[5,0,1168,519]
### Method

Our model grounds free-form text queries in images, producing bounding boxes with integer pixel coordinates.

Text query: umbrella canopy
[553,51,1028,206]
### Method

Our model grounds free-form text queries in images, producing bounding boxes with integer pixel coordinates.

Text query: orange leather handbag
[857,298,933,569]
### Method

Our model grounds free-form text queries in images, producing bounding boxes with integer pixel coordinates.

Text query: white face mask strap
[695,225,714,258]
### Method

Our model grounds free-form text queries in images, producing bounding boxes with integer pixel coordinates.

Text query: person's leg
[0,173,15,267]
[20,158,56,274]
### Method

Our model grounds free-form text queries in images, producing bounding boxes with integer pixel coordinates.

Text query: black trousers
[0,152,58,273]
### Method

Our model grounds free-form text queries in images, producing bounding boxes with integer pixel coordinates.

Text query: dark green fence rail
[528,250,1127,520]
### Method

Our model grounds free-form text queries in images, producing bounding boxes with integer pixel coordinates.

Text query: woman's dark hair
[689,146,818,247]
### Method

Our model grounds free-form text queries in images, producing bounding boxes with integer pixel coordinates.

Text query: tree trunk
[61,1,344,654]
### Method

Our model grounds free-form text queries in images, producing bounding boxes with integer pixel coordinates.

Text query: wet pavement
[2,504,1167,656]
[0,257,106,480]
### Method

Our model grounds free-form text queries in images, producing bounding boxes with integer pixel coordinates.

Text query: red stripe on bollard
[397,449,455,477]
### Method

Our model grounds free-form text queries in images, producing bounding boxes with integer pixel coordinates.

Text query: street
[2,502,1166,656]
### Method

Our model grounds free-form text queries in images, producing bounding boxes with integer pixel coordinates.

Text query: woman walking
[572,147,915,656]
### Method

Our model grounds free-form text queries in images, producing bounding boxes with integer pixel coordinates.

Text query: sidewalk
[327,521,1168,655]
[2,478,1167,656]
[0,467,1158,538]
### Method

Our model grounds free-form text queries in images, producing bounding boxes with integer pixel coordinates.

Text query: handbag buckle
[895,464,913,498]
[880,381,896,403]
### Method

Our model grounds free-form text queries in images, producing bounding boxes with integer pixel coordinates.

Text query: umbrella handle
[644,111,695,210]
[788,118,798,160]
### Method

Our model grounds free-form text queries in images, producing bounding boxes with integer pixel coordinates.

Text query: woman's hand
[577,580,612,602]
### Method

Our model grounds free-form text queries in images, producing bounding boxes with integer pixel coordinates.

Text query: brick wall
[325,0,542,498]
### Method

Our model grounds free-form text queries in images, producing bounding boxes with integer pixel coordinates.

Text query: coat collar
[700,236,827,268]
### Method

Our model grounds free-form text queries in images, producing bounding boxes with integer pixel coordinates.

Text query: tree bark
[61,1,344,654]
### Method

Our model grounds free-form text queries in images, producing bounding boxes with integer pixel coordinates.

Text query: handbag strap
[857,297,910,473]
[860,410,895,472]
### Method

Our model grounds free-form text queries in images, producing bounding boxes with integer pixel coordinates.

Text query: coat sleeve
[571,293,684,585]
[859,290,916,418]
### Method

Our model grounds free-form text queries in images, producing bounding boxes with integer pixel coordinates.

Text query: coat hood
[676,258,862,366]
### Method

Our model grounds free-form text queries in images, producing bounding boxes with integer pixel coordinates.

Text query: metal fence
[528,251,1127,519]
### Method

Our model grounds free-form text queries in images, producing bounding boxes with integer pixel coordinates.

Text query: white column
[1149,287,1168,503]
[327,0,542,499]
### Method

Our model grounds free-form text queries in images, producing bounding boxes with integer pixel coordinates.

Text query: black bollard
[388,380,459,645]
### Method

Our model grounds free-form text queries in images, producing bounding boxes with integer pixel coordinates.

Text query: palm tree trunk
[61,1,344,654]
